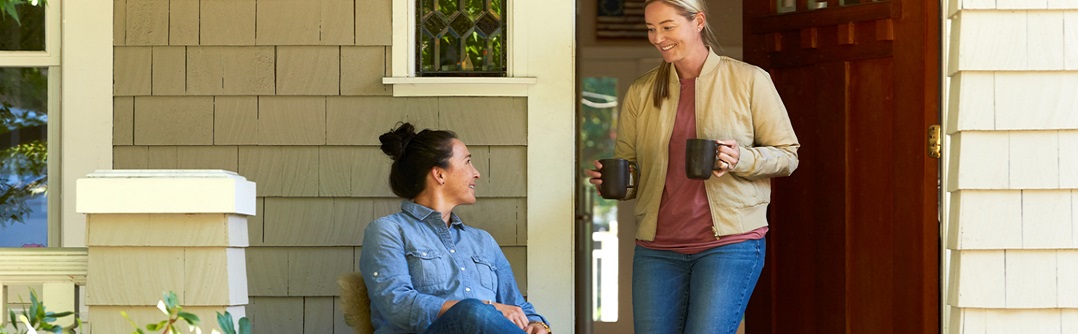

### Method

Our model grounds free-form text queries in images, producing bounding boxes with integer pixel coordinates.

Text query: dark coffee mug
[686,139,717,180]
[599,158,634,199]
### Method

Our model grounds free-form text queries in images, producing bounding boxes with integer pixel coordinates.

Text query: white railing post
[76,170,255,333]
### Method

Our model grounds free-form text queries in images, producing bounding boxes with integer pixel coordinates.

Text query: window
[385,0,535,96]
[416,0,506,77]
[0,0,60,247]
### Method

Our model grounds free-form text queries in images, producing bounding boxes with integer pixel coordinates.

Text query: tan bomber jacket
[614,51,800,241]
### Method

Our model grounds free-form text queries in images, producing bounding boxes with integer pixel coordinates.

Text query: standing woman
[587,0,800,333]
[361,123,551,334]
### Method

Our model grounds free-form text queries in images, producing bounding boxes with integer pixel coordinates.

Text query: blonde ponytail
[652,62,672,108]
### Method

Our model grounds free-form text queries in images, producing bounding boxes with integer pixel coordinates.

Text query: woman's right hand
[492,302,529,329]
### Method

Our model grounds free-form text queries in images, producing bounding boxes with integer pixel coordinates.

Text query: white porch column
[76,170,255,333]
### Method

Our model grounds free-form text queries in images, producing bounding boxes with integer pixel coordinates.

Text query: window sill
[382,77,538,97]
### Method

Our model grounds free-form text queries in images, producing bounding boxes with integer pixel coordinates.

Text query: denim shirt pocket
[471,255,498,291]
[405,248,447,289]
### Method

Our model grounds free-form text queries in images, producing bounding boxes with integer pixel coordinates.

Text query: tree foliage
[0,67,48,228]
[0,0,44,26]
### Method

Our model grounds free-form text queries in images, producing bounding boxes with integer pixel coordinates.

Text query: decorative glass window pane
[0,4,46,51]
[776,0,795,13]
[808,0,828,9]
[0,67,48,247]
[417,0,507,77]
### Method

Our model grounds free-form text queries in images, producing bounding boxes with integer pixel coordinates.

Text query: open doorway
[575,0,745,333]
[575,0,941,333]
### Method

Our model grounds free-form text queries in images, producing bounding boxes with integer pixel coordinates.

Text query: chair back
[338,272,374,334]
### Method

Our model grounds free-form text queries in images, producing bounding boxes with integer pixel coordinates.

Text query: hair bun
[379,123,418,160]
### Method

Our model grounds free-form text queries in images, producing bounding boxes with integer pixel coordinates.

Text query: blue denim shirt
[359,200,547,333]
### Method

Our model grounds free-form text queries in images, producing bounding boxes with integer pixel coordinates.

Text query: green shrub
[2,290,249,334]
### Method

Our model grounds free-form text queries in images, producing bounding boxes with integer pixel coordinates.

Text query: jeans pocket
[406,248,447,289]
[471,256,498,291]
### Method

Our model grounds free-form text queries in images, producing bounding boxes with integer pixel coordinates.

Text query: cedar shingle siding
[113,1,528,332]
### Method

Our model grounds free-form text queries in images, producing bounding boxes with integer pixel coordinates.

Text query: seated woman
[360,123,551,334]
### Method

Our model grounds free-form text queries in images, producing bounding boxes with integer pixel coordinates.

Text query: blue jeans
[422,299,526,334]
[632,238,766,334]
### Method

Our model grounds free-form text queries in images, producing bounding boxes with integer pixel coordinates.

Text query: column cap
[76,169,256,215]
[85,169,246,179]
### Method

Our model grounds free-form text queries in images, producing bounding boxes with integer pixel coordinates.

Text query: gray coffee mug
[686,139,717,180]
[599,158,635,199]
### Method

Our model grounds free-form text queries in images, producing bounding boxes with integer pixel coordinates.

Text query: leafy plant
[123,291,250,334]
[213,312,250,334]
[1,289,79,334]
[0,290,249,334]
[0,0,44,25]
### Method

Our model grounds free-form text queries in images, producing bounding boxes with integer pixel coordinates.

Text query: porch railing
[0,247,88,328]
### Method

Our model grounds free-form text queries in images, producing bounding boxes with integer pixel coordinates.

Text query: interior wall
[578,0,745,101]
[578,0,744,58]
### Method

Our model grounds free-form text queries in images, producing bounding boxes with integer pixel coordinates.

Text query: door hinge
[928,124,941,159]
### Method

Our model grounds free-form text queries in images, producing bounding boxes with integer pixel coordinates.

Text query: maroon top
[637,78,767,255]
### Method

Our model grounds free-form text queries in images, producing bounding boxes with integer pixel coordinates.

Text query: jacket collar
[669,48,723,83]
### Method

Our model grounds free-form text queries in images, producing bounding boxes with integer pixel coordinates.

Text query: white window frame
[59,0,113,247]
[0,1,62,247]
[383,0,537,97]
[0,1,61,66]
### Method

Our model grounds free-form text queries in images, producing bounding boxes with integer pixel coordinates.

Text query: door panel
[744,1,939,333]
[766,61,849,334]
[848,57,896,334]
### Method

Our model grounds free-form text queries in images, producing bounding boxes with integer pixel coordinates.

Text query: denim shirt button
[465,287,471,292]
[373,272,378,276]
[450,249,456,253]
[460,267,465,271]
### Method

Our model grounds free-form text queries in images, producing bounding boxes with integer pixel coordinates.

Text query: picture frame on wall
[597,0,647,39]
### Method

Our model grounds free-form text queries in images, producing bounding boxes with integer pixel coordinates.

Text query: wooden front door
[742,1,939,333]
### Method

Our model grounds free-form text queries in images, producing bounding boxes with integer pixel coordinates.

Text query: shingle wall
[947,0,1078,332]
[113,1,528,332]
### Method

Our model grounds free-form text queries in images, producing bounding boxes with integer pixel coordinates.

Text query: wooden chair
[338,272,374,334]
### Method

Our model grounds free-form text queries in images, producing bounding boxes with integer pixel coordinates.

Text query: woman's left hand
[713,139,740,178]
[525,322,551,334]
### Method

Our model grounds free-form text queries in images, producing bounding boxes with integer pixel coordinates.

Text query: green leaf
[62,318,82,334]
[164,291,179,309]
[121,310,143,330]
[145,322,162,331]
[237,317,251,334]
[29,291,42,322]
[177,311,200,326]
[48,311,74,318]
[216,312,236,334]
[0,3,22,26]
